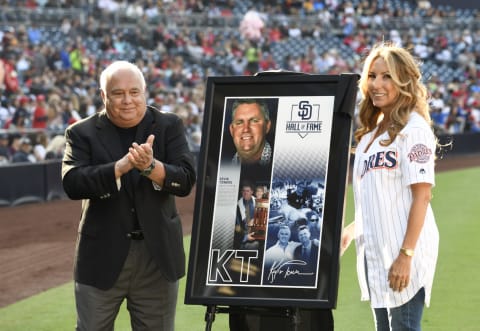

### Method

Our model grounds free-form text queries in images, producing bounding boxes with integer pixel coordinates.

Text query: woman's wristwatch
[400,247,414,257]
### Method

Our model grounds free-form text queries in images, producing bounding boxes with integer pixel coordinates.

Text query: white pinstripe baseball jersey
[352,111,439,308]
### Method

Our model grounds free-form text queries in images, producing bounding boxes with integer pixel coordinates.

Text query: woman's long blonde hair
[355,42,432,145]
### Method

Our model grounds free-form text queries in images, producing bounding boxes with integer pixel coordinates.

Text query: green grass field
[1,167,479,330]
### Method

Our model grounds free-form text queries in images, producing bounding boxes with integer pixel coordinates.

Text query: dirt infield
[0,194,195,309]
[0,153,479,308]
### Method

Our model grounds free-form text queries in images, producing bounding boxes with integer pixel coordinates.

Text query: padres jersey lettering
[361,150,397,178]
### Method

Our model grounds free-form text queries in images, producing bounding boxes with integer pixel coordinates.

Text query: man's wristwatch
[139,159,155,177]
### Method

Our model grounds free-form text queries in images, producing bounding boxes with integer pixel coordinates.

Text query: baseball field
[0,154,479,330]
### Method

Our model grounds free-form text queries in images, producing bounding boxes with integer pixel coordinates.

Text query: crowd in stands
[0,0,479,166]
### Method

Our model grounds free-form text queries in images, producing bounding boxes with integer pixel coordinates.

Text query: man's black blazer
[62,107,196,290]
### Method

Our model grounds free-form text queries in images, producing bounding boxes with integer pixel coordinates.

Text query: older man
[62,61,196,331]
[264,225,300,269]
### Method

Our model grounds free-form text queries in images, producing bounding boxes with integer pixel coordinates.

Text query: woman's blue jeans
[373,288,425,331]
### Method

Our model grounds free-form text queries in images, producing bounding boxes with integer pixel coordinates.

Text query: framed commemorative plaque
[185,72,359,311]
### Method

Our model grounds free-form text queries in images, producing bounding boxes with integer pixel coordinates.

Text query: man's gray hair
[99,61,146,92]
[231,99,270,122]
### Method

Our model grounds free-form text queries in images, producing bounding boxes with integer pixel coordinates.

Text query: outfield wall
[0,161,66,207]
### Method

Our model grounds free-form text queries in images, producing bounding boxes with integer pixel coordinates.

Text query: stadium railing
[0,6,477,31]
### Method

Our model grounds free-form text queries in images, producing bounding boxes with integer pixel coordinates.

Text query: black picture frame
[185,72,359,310]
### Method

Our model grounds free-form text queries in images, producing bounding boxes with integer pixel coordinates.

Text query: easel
[204,305,303,331]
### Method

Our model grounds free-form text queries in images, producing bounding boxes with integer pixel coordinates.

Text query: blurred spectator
[0,52,20,97]
[32,94,48,129]
[446,100,467,134]
[126,2,144,18]
[0,98,13,128]
[45,135,66,160]
[230,54,247,75]
[47,102,66,131]
[287,21,302,38]
[33,131,48,161]
[2,26,18,53]
[267,23,283,44]
[27,23,42,45]
[30,44,48,77]
[11,136,35,163]
[173,103,202,153]
[239,9,265,41]
[0,132,10,164]
[15,52,31,84]
[464,103,480,133]
[244,40,261,75]
[6,96,30,130]
[259,52,278,71]
[314,51,332,73]
[69,42,85,74]
[98,0,120,17]
[189,130,201,154]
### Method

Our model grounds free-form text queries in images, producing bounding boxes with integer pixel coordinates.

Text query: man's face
[298,228,311,245]
[101,67,147,128]
[21,143,32,153]
[241,186,253,201]
[277,227,291,245]
[229,103,271,163]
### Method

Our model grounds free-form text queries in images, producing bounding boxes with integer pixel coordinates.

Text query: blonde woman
[341,42,439,331]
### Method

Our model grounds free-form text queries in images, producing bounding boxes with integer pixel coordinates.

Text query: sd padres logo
[298,100,313,120]
[286,100,322,138]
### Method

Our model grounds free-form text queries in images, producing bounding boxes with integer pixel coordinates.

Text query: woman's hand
[340,222,355,256]
[388,254,412,292]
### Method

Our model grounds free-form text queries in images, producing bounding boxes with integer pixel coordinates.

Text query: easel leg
[205,305,216,331]
[290,307,302,331]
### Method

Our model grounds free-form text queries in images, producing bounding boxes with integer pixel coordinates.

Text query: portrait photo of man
[223,98,277,168]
